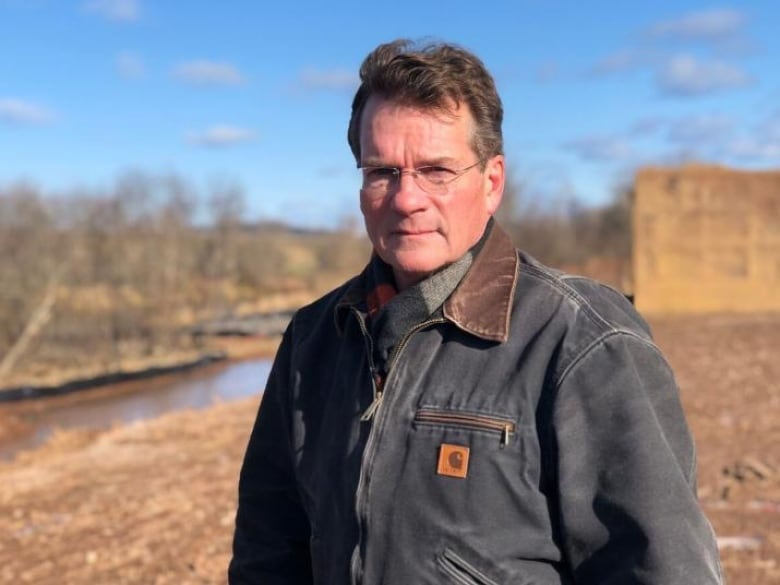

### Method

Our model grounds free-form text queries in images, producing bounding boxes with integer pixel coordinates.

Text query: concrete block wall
[633,164,780,314]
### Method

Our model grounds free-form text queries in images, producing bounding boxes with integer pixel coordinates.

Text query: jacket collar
[335,221,519,343]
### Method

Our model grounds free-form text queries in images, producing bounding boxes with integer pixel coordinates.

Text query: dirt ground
[0,313,778,584]
[651,313,780,583]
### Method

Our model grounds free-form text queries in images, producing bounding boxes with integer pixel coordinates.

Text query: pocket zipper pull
[361,391,383,422]
[501,424,513,447]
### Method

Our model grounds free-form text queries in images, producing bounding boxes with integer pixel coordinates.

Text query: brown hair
[347,39,504,165]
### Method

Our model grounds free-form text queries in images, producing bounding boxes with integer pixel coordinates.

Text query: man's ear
[484,154,505,215]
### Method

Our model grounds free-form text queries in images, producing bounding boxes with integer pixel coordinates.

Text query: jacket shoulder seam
[519,262,614,332]
[554,328,669,393]
[559,273,631,302]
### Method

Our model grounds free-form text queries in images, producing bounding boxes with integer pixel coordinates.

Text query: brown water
[1,358,271,459]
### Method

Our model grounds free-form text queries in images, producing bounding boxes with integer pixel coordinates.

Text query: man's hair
[347,39,504,165]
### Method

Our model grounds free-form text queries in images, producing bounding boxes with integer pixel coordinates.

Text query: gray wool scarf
[368,220,493,377]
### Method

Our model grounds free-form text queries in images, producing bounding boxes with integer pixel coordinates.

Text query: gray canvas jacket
[229,224,723,584]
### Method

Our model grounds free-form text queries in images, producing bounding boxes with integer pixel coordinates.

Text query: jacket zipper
[349,306,377,583]
[350,308,381,421]
[415,408,515,447]
[438,547,501,585]
[360,317,446,421]
[350,314,445,583]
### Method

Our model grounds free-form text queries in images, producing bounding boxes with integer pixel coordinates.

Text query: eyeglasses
[357,160,483,198]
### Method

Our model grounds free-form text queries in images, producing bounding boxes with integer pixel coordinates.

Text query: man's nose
[390,171,427,212]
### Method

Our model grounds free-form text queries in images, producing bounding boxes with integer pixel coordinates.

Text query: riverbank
[0,331,283,398]
[0,335,281,446]
[1,314,778,584]
[0,353,227,403]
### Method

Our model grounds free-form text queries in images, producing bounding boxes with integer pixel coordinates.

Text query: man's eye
[365,168,397,180]
[418,166,455,183]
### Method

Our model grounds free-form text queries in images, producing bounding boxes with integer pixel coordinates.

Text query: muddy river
[1,358,272,459]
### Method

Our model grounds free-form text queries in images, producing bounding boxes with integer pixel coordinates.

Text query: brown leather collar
[335,222,519,343]
[442,222,518,343]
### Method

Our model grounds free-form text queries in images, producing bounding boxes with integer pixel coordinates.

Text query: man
[229,39,723,584]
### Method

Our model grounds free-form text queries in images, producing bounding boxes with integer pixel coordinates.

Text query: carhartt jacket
[229,224,723,584]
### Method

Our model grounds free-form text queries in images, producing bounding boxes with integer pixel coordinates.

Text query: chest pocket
[413,406,517,449]
[413,407,516,448]
[408,404,536,485]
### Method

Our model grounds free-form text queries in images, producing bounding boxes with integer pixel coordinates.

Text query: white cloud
[117,52,144,79]
[628,117,666,136]
[589,49,646,77]
[646,8,745,41]
[763,111,780,142]
[657,55,752,96]
[727,138,780,160]
[0,98,54,125]
[83,0,140,23]
[589,8,755,83]
[727,111,780,161]
[563,135,633,162]
[296,69,357,91]
[173,60,245,86]
[667,114,734,144]
[187,125,255,147]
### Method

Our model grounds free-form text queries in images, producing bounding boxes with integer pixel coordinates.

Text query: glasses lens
[415,166,457,194]
[360,167,396,196]
[358,162,479,197]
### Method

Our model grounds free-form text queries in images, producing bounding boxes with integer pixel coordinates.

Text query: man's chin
[385,252,440,272]
[383,254,448,286]
[384,231,441,250]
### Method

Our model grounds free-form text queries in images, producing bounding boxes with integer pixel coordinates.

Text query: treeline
[0,172,370,383]
[498,178,633,290]
[0,171,632,385]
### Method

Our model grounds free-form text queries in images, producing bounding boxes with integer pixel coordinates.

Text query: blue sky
[2,1,779,228]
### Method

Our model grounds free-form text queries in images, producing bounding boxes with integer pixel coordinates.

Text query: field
[0,313,778,584]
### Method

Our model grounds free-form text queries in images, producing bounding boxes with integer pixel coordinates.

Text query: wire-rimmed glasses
[357,160,483,198]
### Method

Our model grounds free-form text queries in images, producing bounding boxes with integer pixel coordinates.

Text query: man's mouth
[393,228,436,236]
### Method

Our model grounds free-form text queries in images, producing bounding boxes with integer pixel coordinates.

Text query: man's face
[358,97,505,290]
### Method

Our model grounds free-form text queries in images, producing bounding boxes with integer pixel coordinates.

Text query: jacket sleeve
[552,331,723,584]
[228,321,313,584]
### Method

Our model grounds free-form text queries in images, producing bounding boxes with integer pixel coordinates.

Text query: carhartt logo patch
[437,444,470,478]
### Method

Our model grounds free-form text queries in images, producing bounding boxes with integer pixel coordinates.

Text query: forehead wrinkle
[361,121,465,166]
[359,97,476,166]
[361,155,460,168]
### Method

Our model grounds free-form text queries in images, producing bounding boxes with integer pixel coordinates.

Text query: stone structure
[633,164,780,314]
